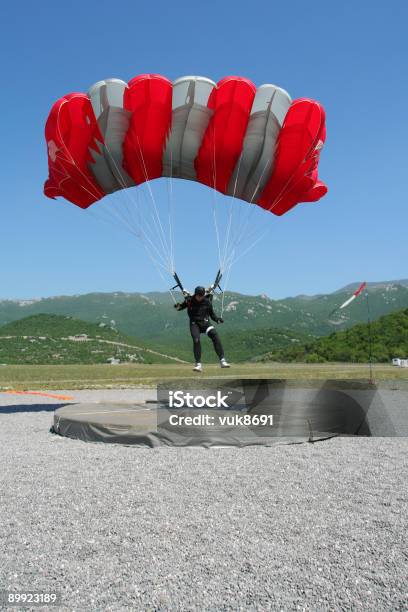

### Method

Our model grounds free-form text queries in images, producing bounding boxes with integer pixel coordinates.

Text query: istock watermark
[153,378,387,447]
[167,412,274,427]
[168,390,232,409]
[156,378,279,445]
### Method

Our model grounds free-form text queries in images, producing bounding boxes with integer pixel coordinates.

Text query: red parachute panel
[195,76,256,194]
[257,99,327,215]
[123,74,172,185]
[44,94,105,208]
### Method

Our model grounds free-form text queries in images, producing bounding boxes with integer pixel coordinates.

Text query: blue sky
[1,0,407,300]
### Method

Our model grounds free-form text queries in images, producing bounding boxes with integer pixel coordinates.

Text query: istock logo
[168,390,231,408]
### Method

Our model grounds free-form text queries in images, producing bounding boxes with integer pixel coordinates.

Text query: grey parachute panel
[162,76,216,180]
[227,85,291,202]
[88,79,135,193]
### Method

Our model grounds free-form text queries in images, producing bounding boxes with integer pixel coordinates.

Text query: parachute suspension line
[86,201,172,280]
[98,144,172,272]
[87,142,159,254]
[222,146,261,280]
[106,137,172,275]
[216,151,247,308]
[166,147,176,274]
[220,157,273,278]
[219,150,270,272]
[226,129,324,272]
[210,124,223,274]
[220,152,243,276]
[87,193,171,274]
[263,169,298,215]
[102,150,145,237]
[226,151,246,260]
[86,190,177,299]
[227,157,272,258]
[224,231,268,270]
[53,123,102,201]
[72,152,171,298]
[224,225,267,272]
[101,143,178,301]
[224,133,316,272]
[136,143,170,262]
[154,260,178,305]
[87,143,177,305]
[53,147,152,251]
[220,260,234,318]
[121,192,172,273]
[103,140,174,278]
[53,151,103,203]
[210,145,239,283]
[85,201,141,243]
[131,187,174,271]
[135,137,173,274]
[230,147,288,257]
[212,197,222,273]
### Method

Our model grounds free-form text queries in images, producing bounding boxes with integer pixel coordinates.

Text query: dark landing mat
[51,380,408,447]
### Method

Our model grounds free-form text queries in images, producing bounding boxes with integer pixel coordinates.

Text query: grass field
[0,362,407,390]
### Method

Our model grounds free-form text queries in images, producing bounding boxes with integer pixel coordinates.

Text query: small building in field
[107,357,120,365]
[68,334,89,342]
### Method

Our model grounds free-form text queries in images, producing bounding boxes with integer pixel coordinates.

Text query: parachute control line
[171,269,223,300]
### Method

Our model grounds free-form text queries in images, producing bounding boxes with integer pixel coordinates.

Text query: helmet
[194,286,206,297]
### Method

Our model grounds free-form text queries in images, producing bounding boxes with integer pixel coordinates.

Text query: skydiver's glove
[174,303,183,311]
[217,317,224,324]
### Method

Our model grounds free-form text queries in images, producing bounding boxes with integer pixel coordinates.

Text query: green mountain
[1,306,407,365]
[0,314,186,365]
[1,281,408,342]
[260,308,408,363]
[0,314,310,364]
[335,279,408,293]
[220,327,311,362]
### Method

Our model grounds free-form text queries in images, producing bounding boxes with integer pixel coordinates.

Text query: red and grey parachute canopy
[44,74,327,216]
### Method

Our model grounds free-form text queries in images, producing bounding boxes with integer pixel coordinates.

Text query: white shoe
[193,363,202,372]
[220,359,230,368]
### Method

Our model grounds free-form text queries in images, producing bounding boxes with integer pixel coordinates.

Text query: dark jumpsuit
[177,296,225,362]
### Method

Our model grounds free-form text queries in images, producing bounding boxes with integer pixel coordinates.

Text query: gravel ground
[0,389,156,407]
[0,392,407,611]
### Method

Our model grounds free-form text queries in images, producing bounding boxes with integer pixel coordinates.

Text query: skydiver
[174,286,230,372]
